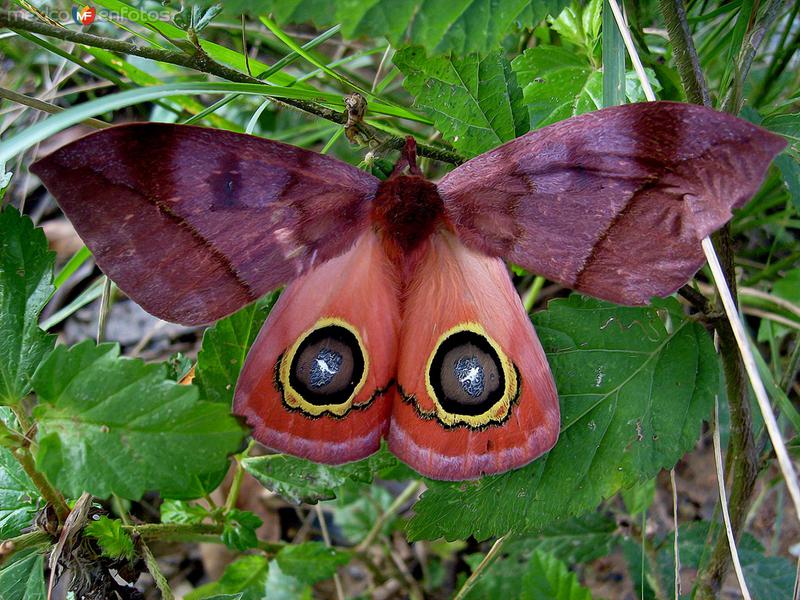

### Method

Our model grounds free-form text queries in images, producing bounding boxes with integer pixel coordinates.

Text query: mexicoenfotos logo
[72,5,96,26]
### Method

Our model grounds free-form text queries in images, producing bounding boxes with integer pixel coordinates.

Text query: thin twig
[0,10,463,165]
[453,535,508,600]
[356,481,421,553]
[712,397,753,600]
[670,469,681,599]
[315,504,345,600]
[743,308,800,331]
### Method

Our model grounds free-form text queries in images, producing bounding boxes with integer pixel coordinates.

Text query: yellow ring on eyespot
[424,322,518,428]
[280,317,369,417]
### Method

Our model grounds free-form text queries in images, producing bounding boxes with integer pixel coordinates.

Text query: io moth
[31,101,785,480]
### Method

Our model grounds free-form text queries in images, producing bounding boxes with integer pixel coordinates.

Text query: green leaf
[462,516,614,599]
[84,516,135,560]
[520,551,593,600]
[265,560,313,600]
[505,513,619,564]
[774,154,800,212]
[186,555,268,600]
[0,207,56,405]
[739,547,797,600]
[512,46,596,127]
[233,0,569,54]
[513,46,661,128]
[32,341,245,499]
[408,296,719,541]
[624,70,662,103]
[621,478,656,516]
[0,445,40,539]
[762,113,800,155]
[333,485,395,544]
[160,499,209,525]
[0,170,11,202]
[395,47,528,157]
[365,445,418,481]
[275,542,351,584]
[0,550,46,600]
[242,454,372,505]
[549,0,602,61]
[165,353,194,382]
[195,294,276,404]
[221,509,263,551]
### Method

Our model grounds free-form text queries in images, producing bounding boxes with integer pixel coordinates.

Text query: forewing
[437,101,786,305]
[31,124,379,324]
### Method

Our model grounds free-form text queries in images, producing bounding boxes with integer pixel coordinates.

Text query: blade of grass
[719,0,755,101]
[602,0,626,108]
[0,87,108,129]
[259,15,372,98]
[41,277,105,330]
[92,0,299,87]
[53,246,92,290]
[259,15,422,122]
[182,24,342,125]
[0,81,346,164]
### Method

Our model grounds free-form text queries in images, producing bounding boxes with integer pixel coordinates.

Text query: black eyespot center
[289,324,364,406]
[429,330,506,416]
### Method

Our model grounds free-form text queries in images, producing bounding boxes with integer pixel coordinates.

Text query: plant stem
[223,440,253,514]
[453,535,508,600]
[124,522,285,554]
[694,229,759,599]
[356,480,421,552]
[12,446,70,521]
[0,417,26,449]
[712,397,753,599]
[720,0,784,114]
[656,2,770,595]
[623,509,667,599]
[657,0,711,106]
[0,10,463,165]
[0,531,52,566]
[138,537,174,600]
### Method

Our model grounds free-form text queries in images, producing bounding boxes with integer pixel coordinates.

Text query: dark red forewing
[437,102,786,305]
[31,124,380,324]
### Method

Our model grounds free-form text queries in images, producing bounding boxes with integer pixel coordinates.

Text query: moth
[31,101,785,481]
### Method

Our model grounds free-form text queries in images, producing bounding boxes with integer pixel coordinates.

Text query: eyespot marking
[277,318,369,417]
[423,323,519,429]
